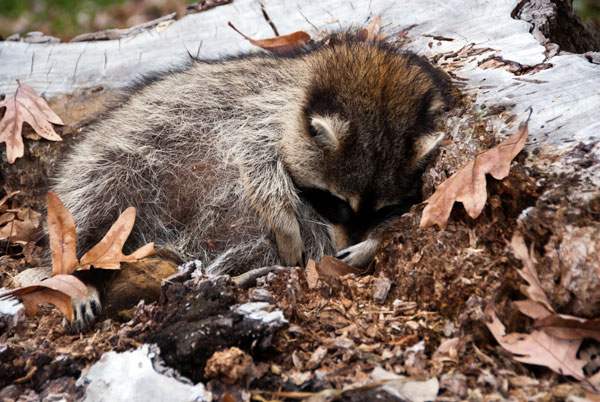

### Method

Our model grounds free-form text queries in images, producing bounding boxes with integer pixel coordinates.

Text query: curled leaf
[79,207,156,270]
[357,15,386,42]
[0,274,88,323]
[228,21,310,54]
[318,256,365,277]
[0,190,20,209]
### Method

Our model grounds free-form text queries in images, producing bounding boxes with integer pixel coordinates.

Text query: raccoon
[52,41,448,331]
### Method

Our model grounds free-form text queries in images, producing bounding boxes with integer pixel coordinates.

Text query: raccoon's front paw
[62,285,102,333]
[275,226,306,268]
[335,238,379,268]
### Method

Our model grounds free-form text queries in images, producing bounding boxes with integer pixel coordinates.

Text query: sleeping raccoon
[52,41,448,331]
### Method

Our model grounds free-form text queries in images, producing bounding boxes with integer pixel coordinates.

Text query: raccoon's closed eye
[298,188,353,225]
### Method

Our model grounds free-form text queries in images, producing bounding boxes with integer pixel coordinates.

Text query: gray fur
[53,42,447,277]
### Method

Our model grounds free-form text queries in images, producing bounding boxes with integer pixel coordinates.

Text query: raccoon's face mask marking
[281,44,449,248]
[298,184,422,244]
[294,96,444,245]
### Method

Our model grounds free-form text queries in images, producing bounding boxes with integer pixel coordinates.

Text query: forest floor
[1,77,599,401]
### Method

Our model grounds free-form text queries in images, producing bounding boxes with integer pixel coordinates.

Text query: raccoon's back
[52,56,304,272]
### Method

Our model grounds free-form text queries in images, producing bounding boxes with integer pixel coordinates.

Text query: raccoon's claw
[335,238,379,268]
[62,286,102,333]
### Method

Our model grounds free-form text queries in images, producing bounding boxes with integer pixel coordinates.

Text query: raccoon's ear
[413,132,444,166]
[309,116,347,149]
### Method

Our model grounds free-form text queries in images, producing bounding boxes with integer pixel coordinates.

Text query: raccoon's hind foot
[335,238,379,268]
[62,285,102,333]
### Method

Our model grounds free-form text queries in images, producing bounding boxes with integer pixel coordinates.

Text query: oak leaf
[485,309,587,381]
[0,81,64,163]
[47,191,79,275]
[79,207,157,270]
[0,275,88,323]
[510,232,554,312]
[0,191,157,323]
[531,315,600,343]
[228,22,310,54]
[420,111,531,230]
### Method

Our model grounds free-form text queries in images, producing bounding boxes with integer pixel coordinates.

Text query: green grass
[1,0,599,40]
[0,0,126,39]
[574,0,600,23]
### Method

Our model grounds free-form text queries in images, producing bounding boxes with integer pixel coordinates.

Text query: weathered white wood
[0,0,598,152]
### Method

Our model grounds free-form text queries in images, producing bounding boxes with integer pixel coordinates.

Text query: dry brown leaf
[318,255,365,277]
[357,15,387,42]
[79,207,156,270]
[47,191,79,275]
[510,233,554,312]
[0,274,88,323]
[305,259,319,289]
[532,315,600,343]
[0,193,156,323]
[486,309,587,381]
[0,207,43,244]
[0,190,19,209]
[228,21,310,54]
[127,242,157,260]
[0,81,64,163]
[420,111,530,230]
[514,299,553,320]
[0,212,15,226]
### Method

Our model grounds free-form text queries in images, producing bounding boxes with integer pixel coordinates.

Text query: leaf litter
[1,19,599,402]
[1,191,156,324]
[484,232,600,391]
[3,98,596,400]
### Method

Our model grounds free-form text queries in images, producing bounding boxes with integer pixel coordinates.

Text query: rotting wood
[0,0,598,153]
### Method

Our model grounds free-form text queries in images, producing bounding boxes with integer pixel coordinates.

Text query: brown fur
[53,41,448,331]
[103,258,178,314]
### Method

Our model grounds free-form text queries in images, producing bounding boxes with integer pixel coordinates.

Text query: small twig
[259,0,280,36]
[232,265,286,289]
[14,365,37,384]
[227,21,251,41]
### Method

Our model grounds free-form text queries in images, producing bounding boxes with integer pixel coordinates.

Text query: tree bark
[0,0,598,151]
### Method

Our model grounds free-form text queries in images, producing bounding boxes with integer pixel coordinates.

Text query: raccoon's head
[282,43,449,248]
